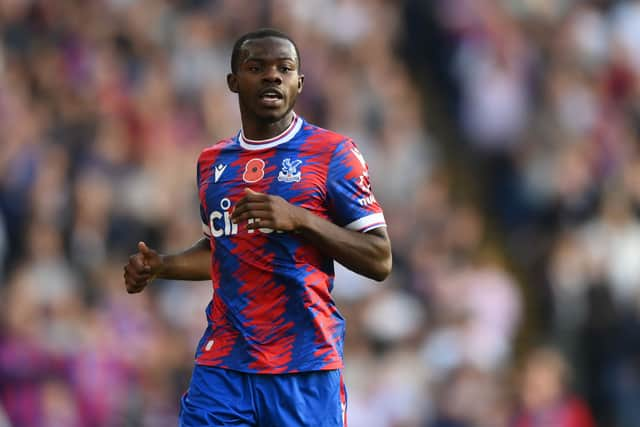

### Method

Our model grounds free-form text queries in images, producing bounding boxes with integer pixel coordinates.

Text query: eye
[248,65,261,72]
[280,66,293,73]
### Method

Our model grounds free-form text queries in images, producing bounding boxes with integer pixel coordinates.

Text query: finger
[126,272,153,285]
[232,201,269,220]
[128,254,144,269]
[124,271,146,284]
[234,210,273,223]
[233,200,269,211]
[126,261,151,273]
[125,276,146,292]
[126,272,150,287]
[231,202,269,219]
[244,188,263,196]
[126,283,146,294]
[246,218,275,229]
[125,264,153,281]
[125,277,141,290]
[125,263,156,279]
[240,188,269,202]
[138,241,151,255]
[125,268,153,283]
[124,266,152,293]
[125,254,150,274]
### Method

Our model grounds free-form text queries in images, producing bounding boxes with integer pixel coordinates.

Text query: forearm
[229,189,392,280]
[297,211,392,281]
[157,237,212,281]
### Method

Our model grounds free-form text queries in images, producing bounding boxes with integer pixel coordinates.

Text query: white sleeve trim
[202,222,212,237]
[345,212,387,233]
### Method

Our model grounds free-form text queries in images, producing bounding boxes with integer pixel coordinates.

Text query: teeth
[262,91,281,97]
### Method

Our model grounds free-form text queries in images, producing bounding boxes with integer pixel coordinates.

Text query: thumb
[138,241,151,255]
[245,188,261,195]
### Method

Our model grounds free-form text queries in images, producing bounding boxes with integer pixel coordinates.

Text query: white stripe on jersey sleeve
[345,212,386,233]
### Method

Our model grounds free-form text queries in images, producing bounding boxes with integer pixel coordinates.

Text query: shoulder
[300,121,355,153]
[197,137,235,164]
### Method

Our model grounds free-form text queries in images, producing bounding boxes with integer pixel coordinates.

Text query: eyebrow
[243,56,297,63]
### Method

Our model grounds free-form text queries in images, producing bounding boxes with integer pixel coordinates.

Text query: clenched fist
[231,188,306,232]
[124,241,163,293]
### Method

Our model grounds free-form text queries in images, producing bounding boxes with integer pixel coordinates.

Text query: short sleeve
[326,139,386,232]
[197,159,212,239]
[200,204,211,238]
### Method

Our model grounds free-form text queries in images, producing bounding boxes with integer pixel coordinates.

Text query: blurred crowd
[0,0,638,427]
[405,0,640,426]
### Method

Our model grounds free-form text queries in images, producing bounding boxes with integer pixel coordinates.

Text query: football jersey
[195,114,386,374]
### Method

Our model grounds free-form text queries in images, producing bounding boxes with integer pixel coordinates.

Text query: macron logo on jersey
[214,164,227,183]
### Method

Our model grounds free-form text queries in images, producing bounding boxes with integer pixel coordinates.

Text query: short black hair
[230,28,300,74]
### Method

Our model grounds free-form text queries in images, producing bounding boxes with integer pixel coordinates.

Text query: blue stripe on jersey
[195,117,384,373]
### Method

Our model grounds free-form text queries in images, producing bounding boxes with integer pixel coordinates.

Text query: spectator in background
[1,3,432,426]
[405,0,640,425]
[512,347,595,427]
[4,0,640,425]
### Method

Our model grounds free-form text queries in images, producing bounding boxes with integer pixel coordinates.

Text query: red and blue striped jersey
[195,114,386,374]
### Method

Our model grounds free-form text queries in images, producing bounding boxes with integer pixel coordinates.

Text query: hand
[124,241,163,294]
[231,188,306,232]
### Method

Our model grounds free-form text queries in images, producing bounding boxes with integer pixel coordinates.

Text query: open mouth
[259,88,284,105]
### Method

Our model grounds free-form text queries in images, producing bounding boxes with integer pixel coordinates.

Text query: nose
[262,66,282,84]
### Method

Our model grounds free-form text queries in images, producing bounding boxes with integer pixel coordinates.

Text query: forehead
[239,36,298,62]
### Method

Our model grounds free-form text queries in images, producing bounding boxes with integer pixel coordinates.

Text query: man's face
[228,37,303,122]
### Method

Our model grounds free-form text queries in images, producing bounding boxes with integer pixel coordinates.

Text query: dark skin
[228,36,304,139]
[124,36,392,293]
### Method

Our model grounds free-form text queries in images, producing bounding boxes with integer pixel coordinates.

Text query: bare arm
[231,189,392,281]
[297,214,391,281]
[124,238,211,294]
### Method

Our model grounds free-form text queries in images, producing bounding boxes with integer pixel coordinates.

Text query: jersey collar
[239,114,302,151]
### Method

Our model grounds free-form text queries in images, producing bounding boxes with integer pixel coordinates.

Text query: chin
[257,109,289,122]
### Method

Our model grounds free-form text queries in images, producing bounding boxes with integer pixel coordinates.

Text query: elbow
[356,228,393,281]
[368,232,392,282]
[370,252,392,282]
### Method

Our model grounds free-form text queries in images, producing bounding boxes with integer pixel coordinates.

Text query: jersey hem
[193,359,344,374]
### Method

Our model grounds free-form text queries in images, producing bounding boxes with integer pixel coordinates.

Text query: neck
[240,110,296,141]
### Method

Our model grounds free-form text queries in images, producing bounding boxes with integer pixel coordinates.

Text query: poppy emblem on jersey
[277,158,302,183]
[243,158,265,183]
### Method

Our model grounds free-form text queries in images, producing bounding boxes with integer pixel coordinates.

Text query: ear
[227,73,239,93]
[297,74,304,94]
